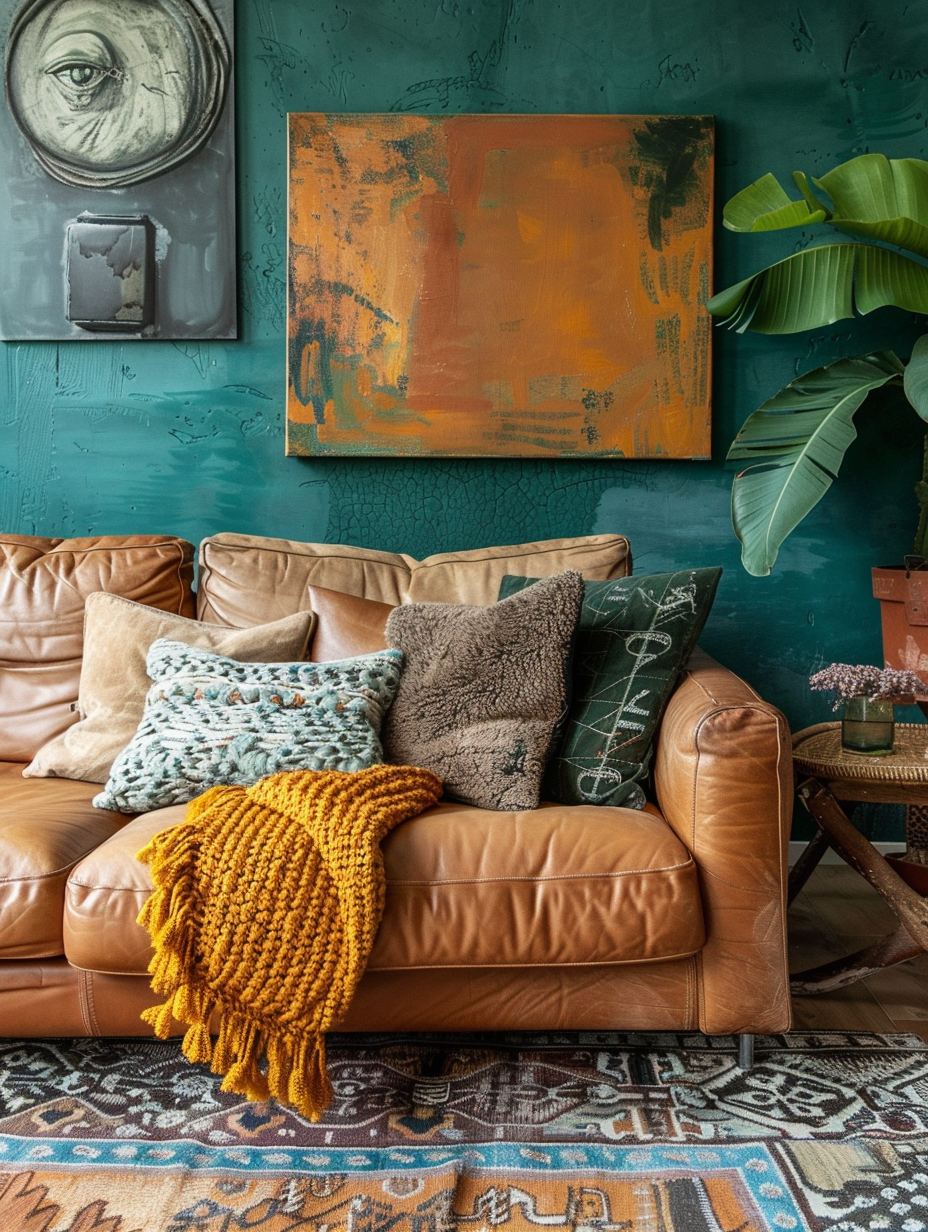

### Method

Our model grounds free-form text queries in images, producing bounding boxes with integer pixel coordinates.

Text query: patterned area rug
[0,1030,926,1232]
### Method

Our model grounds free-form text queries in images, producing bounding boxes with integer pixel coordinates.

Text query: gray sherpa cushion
[382,570,585,811]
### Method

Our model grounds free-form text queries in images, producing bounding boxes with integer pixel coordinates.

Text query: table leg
[788,826,831,905]
[791,925,924,995]
[796,779,928,952]
[789,779,928,992]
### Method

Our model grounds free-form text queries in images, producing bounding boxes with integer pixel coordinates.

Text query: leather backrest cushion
[308,586,393,662]
[198,532,632,625]
[0,535,195,762]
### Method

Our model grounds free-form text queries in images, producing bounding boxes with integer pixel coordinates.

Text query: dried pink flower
[809,662,927,710]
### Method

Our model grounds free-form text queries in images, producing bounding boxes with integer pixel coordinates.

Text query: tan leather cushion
[654,648,793,1036]
[25,597,315,784]
[64,798,704,975]
[0,762,129,959]
[0,535,195,761]
[308,586,393,661]
[198,532,631,625]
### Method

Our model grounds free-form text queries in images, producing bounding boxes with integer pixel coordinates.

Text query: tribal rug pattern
[0,1030,925,1232]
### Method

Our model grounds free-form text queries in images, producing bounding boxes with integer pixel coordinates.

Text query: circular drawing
[5,0,229,188]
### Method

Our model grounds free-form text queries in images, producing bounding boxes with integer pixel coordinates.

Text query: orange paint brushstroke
[287,113,713,458]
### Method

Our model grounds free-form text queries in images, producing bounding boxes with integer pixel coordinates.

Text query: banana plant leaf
[904,333,928,421]
[707,243,928,333]
[723,172,827,232]
[727,353,904,575]
[816,154,928,259]
[791,170,831,218]
[833,216,928,261]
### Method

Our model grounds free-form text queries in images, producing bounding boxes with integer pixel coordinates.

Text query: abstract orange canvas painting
[287,113,713,458]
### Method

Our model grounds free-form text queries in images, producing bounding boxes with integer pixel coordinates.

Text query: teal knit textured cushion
[499,568,721,809]
[93,640,404,814]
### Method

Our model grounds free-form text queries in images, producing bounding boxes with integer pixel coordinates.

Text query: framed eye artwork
[0,0,235,340]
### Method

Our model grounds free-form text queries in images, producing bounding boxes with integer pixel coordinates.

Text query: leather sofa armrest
[653,647,792,1035]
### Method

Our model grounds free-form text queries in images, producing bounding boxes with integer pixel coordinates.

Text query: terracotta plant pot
[872,566,928,686]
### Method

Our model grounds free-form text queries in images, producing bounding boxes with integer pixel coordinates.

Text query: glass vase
[841,697,895,755]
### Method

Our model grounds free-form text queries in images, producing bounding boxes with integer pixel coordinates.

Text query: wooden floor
[789,863,928,1041]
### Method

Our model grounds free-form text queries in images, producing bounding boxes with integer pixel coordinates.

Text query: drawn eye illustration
[5,0,228,188]
[42,35,121,104]
[47,59,113,93]
[59,65,99,86]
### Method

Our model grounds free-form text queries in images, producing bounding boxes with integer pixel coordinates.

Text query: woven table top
[793,722,928,783]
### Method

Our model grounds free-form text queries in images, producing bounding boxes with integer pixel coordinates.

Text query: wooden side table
[789,722,928,995]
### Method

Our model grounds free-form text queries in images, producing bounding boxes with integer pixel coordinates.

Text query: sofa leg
[738,1033,755,1070]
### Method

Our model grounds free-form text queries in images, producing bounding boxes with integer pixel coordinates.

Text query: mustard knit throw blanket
[136,764,442,1121]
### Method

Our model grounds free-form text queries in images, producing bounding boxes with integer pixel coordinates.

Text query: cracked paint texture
[3,0,928,837]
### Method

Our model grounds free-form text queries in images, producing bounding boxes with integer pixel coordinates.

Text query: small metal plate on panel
[66,214,155,332]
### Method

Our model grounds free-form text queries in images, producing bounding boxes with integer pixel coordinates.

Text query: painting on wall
[287,113,713,459]
[0,0,236,340]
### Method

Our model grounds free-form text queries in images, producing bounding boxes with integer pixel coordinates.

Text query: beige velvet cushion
[383,571,585,811]
[24,594,315,784]
[198,532,631,625]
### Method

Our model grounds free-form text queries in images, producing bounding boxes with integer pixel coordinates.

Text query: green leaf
[791,170,832,219]
[816,154,928,224]
[704,272,758,320]
[722,172,827,232]
[832,217,928,261]
[707,243,928,334]
[904,333,928,421]
[816,154,928,259]
[727,353,904,575]
[855,246,928,314]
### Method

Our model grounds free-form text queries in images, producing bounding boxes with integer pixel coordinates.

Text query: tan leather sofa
[0,531,792,1045]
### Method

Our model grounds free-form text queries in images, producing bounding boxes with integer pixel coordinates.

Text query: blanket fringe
[137,766,442,1121]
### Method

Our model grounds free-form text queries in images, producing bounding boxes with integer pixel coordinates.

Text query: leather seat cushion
[0,763,131,959]
[64,798,705,974]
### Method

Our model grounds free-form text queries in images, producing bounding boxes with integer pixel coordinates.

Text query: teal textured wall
[2,0,927,781]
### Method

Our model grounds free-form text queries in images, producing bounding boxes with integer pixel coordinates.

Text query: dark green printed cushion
[93,640,404,814]
[499,568,721,809]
